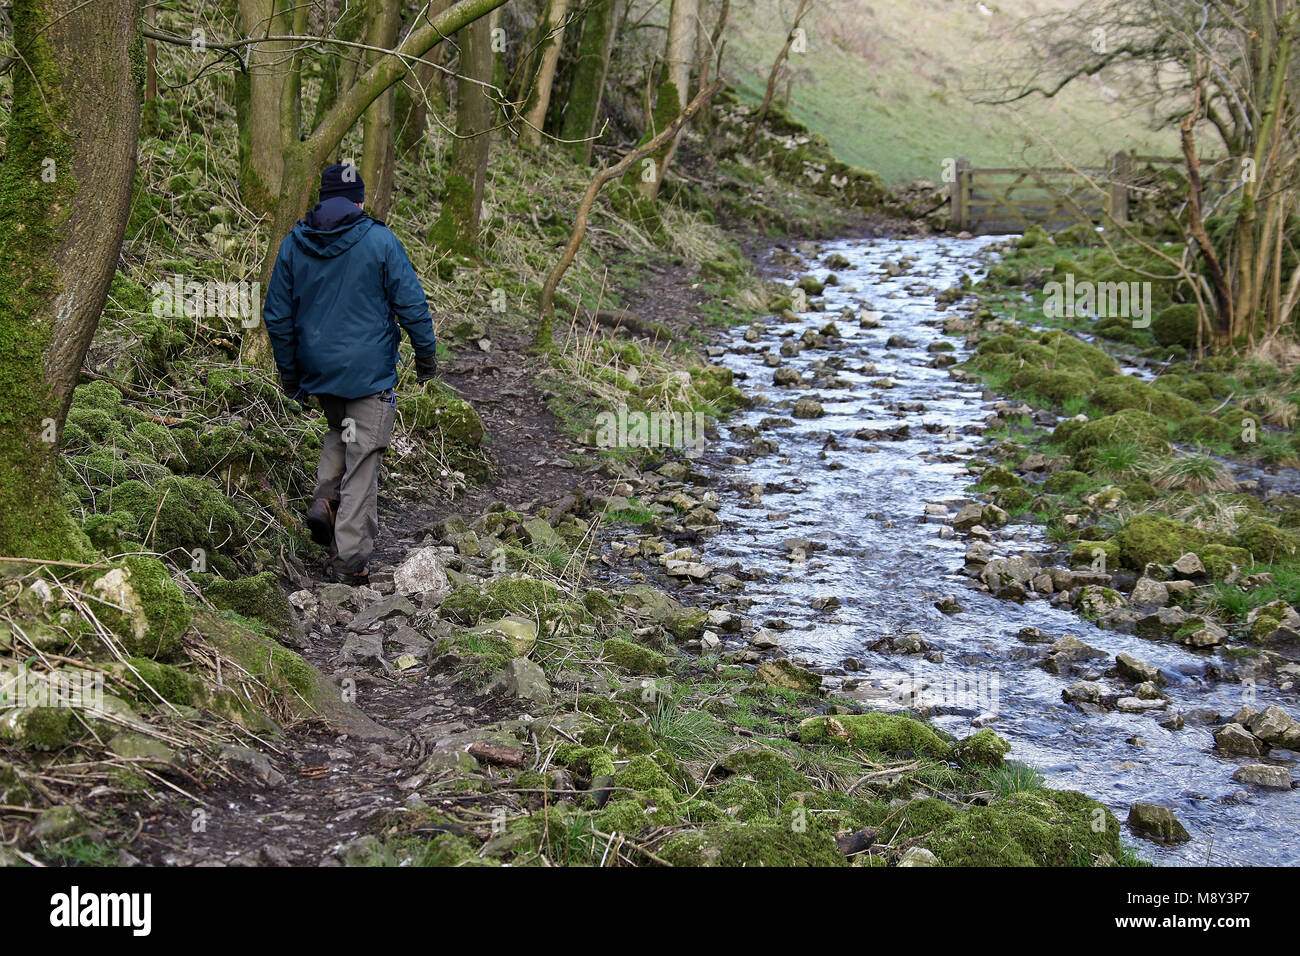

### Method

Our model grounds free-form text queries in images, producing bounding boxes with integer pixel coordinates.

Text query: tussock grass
[1148,452,1235,493]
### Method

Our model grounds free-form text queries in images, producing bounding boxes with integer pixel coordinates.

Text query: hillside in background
[726,0,1178,185]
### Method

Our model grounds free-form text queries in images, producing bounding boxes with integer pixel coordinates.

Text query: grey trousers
[312,390,396,570]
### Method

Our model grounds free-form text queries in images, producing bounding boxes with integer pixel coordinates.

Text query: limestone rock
[392,547,450,597]
[1232,764,1292,789]
[1127,802,1190,843]
[488,658,551,704]
[755,659,822,694]
[1213,722,1264,756]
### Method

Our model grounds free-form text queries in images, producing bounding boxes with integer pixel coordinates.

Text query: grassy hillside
[725,0,1178,184]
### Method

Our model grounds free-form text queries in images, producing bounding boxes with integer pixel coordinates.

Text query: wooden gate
[951,153,1133,234]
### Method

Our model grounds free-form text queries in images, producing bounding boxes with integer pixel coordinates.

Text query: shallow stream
[703,235,1298,866]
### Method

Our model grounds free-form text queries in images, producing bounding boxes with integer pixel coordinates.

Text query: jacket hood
[292,197,374,257]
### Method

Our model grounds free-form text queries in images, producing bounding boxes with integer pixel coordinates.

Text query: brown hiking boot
[332,558,370,585]
[305,498,337,547]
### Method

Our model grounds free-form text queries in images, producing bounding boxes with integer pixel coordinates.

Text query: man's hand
[282,381,310,413]
[414,352,439,383]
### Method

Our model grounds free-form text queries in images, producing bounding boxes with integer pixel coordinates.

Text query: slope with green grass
[726,0,1177,185]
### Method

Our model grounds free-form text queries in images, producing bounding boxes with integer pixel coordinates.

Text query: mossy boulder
[689,365,747,412]
[923,789,1122,866]
[798,713,951,758]
[440,575,562,626]
[103,476,245,568]
[658,822,848,867]
[1121,480,1160,502]
[1155,374,1212,404]
[201,572,300,645]
[466,616,538,656]
[1089,376,1197,421]
[1005,368,1095,404]
[1174,414,1235,444]
[90,556,193,660]
[996,486,1034,512]
[121,657,201,706]
[1058,409,1171,469]
[1245,600,1300,645]
[601,637,668,676]
[1115,515,1213,571]
[1043,469,1092,495]
[1151,304,1200,349]
[978,466,1021,490]
[0,705,83,750]
[951,729,1011,767]
[718,746,809,790]
[755,658,822,694]
[398,385,488,476]
[1071,539,1118,569]
[619,584,706,641]
[615,754,674,792]
[1017,225,1054,249]
[1234,517,1298,564]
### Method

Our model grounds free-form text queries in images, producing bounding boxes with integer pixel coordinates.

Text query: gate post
[953,157,971,231]
[1108,150,1131,224]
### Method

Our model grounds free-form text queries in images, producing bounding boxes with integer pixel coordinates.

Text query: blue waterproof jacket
[262,197,437,400]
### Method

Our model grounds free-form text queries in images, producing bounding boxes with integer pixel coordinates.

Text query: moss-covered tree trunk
[0,0,141,559]
[234,0,297,215]
[360,0,403,220]
[558,0,618,164]
[635,0,707,202]
[520,0,570,145]
[429,14,494,254]
[395,53,445,155]
[633,80,681,199]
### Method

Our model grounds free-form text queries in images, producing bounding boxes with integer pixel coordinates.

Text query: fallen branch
[534,75,723,347]
[588,309,674,341]
[467,741,525,767]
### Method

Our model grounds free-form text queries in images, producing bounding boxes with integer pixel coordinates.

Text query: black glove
[414,352,439,383]
[282,380,310,412]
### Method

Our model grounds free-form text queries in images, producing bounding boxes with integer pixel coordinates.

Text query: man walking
[263,163,438,583]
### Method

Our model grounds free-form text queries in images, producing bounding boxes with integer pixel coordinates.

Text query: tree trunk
[520,0,570,145]
[394,0,453,155]
[643,0,699,199]
[0,0,141,558]
[665,0,697,110]
[360,0,403,220]
[395,54,444,154]
[429,14,494,254]
[558,0,618,164]
[143,1,158,134]
[235,0,296,215]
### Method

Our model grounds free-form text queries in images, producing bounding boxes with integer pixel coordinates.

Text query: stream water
[702,235,1298,866]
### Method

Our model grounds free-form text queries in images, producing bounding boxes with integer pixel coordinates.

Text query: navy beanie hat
[320,162,365,204]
